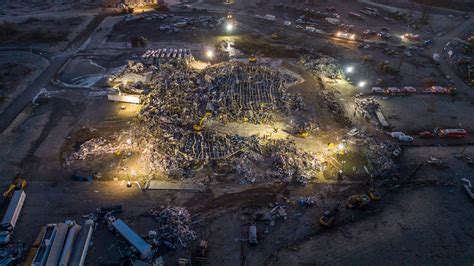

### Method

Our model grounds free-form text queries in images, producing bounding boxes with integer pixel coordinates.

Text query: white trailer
[69,220,94,266]
[59,224,81,266]
[0,190,26,244]
[46,223,69,265]
[112,219,152,260]
[32,224,58,266]
[264,14,276,21]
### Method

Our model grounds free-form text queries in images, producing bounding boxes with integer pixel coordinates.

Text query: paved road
[428,15,474,93]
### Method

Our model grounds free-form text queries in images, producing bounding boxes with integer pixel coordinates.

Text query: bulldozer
[193,111,212,132]
[346,193,371,209]
[194,240,208,261]
[248,55,257,64]
[3,176,27,199]
[295,131,309,138]
[367,187,382,201]
[271,28,285,41]
[319,203,339,227]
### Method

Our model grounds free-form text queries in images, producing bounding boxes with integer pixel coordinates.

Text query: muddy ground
[0,0,473,265]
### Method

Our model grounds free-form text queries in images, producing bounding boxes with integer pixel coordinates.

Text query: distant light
[206,49,214,59]
[131,170,137,176]
[226,22,234,32]
[337,143,345,150]
[126,138,132,145]
[358,81,367,87]
[345,66,354,73]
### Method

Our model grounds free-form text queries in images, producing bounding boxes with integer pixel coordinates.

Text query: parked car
[371,87,384,93]
[401,86,416,93]
[386,87,400,94]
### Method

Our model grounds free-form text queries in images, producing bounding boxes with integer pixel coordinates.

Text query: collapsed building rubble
[354,96,381,127]
[133,60,313,182]
[299,54,344,79]
[349,128,401,178]
[149,206,197,249]
[65,130,134,166]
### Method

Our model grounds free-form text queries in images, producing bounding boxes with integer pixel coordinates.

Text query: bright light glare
[206,50,214,59]
[126,138,132,145]
[358,81,367,87]
[226,22,234,32]
[337,143,345,150]
[346,66,354,73]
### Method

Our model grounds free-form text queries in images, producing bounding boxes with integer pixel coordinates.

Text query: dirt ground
[0,0,473,265]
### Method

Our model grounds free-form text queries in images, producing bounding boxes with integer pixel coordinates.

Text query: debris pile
[354,96,381,126]
[364,138,400,176]
[299,54,343,79]
[136,61,307,179]
[66,131,133,165]
[202,62,302,123]
[150,207,197,249]
[348,128,400,177]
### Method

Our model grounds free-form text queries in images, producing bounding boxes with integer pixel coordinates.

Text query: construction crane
[3,175,27,199]
[193,111,212,132]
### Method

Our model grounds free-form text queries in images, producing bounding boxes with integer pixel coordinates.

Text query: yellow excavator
[3,175,27,199]
[271,28,285,40]
[248,55,257,64]
[295,130,309,138]
[193,111,212,132]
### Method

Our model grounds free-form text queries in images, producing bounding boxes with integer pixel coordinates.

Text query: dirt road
[0,13,109,133]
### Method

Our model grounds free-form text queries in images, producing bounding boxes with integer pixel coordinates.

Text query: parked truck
[264,14,276,21]
[436,128,467,138]
[0,190,26,244]
[112,219,153,260]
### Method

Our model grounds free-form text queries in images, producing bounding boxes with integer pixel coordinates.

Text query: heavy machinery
[3,176,27,199]
[319,203,339,227]
[193,111,212,132]
[295,131,309,138]
[346,194,371,209]
[367,188,382,201]
[248,55,257,64]
[195,240,208,261]
[271,28,285,40]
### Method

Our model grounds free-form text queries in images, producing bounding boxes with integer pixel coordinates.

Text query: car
[386,87,400,94]
[398,135,414,142]
[295,25,303,30]
[377,32,391,39]
[371,87,384,93]
[401,86,416,93]
[404,51,412,57]
[381,27,390,32]
[419,131,435,138]
[363,29,377,36]
[403,33,420,41]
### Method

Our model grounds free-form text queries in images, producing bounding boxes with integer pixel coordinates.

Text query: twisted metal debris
[150,206,197,249]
